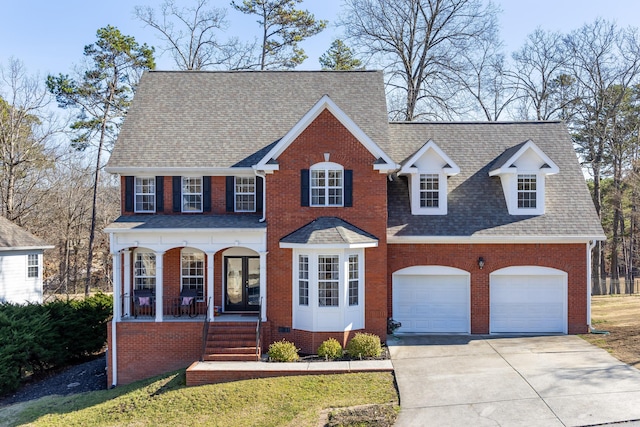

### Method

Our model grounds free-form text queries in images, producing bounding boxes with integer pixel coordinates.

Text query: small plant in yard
[317,338,343,360]
[268,339,299,362]
[346,333,382,359]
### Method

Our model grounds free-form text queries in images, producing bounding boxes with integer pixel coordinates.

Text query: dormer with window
[399,140,460,215]
[489,140,559,215]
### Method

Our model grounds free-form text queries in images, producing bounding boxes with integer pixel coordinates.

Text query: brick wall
[107,321,202,385]
[264,109,389,354]
[387,243,589,334]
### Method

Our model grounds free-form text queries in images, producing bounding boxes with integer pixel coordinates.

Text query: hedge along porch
[105,221,267,385]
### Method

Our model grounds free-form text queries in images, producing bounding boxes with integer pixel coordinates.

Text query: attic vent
[541,163,551,169]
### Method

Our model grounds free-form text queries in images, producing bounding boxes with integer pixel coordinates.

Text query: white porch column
[112,252,122,321]
[122,250,131,317]
[207,252,215,321]
[155,251,165,322]
[259,251,268,321]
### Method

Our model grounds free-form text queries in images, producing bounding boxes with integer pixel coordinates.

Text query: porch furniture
[134,289,155,318]
[174,288,198,318]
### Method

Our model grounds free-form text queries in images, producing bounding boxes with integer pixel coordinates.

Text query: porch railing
[119,294,210,319]
[201,297,212,361]
[256,297,263,358]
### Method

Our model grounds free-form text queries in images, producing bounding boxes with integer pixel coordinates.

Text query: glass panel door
[225,256,260,311]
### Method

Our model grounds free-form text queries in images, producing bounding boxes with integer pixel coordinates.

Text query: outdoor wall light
[478,257,485,270]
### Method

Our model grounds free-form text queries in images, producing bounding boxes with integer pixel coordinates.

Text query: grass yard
[581,294,640,369]
[0,371,398,427]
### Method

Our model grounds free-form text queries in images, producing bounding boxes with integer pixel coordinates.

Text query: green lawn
[0,370,398,427]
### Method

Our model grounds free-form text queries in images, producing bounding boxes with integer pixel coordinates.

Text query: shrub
[317,338,343,360]
[268,339,299,362]
[346,333,382,359]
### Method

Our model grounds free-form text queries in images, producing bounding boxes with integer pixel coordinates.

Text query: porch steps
[203,321,260,362]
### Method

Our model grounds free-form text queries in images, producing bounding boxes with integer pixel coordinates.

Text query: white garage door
[491,268,567,334]
[393,269,470,333]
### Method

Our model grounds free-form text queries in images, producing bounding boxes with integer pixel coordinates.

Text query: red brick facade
[387,243,589,334]
[108,109,591,385]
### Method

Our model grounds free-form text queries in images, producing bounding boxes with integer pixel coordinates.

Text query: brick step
[208,321,256,328]
[207,346,256,355]
[208,332,255,340]
[207,339,255,348]
[202,353,260,362]
[209,328,255,336]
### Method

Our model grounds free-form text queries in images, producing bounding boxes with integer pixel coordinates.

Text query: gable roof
[383,121,605,241]
[106,70,389,174]
[0,217,52,251]
[399,140,460,176]
[489,140,559,176]
[280,217,378,248]
[255,95,397,172]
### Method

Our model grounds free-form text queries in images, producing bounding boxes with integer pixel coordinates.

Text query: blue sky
[1,0,639,76]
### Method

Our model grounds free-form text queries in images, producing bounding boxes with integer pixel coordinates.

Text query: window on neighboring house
[27,254,39,278]
[348,255,359,306]
[311,165,343,207]
[182,177,202,212]
[419,174,440,208]
[318,255,340,306]
[298,255,309,306]
[517,174,537,209]
[235,177,256,212]
[181,251,204,300]
[135,177,155,212]
[134,252,156,291]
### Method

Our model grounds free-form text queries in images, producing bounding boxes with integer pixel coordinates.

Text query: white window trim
[292,248,364,332]
[310,162,344,207]
[134,176,155,213]
[134,250,156,291]
[182,176,203,213]
[27,253,39,279]
[181,249,205,301]
[234,176,256,213]
[498,171,546,215]
[408,171,448,215]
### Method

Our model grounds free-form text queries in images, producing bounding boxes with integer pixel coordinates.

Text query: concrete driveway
[389,335,640,427]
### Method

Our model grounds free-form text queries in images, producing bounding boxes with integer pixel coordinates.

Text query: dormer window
[399,141,459,216]
[517,174,537,209]
[489,141,559,215]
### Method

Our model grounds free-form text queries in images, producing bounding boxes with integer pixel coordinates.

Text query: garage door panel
[491,273,566,334]
[393,273,469,333]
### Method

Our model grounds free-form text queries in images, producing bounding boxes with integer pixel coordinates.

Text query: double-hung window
[419,174,440,208]
[181,251,204,300]
[182,177,202,212]
[517,174,537,209]
[135,177,155,212]
[348,255,359,306]
[235,177,256,212]
[318,255,340,306]
[134,252,156,291]
[27,254,39,278]
[311,163,343,206]
[298,255,309,306]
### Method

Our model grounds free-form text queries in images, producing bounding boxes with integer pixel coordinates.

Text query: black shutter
[301,169,310,207]
[155,176,164,212]
[256,176,264,212]
[203,176,212,212]
[226,176,235,212]
[344,169,353,207]
[124,176,134,213]
[172,176,181,212]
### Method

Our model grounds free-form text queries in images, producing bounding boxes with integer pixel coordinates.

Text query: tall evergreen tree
[319,39,362,70]
[47,26,155,296]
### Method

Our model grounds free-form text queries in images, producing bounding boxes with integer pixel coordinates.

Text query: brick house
[104,70,604,385]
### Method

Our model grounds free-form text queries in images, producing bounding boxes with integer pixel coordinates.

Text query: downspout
[254,170,266,222]
[587,240,597,331]
[111,318,117,387]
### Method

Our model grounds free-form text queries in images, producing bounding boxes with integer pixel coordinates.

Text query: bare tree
[510,29,574,121]
[0,58,63,224]
[565,19,640,294]
[341,0,499,121]
[135,0,255,70]
[454,25,517,121]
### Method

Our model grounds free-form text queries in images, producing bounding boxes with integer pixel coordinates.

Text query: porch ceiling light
[478,257,485,270]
